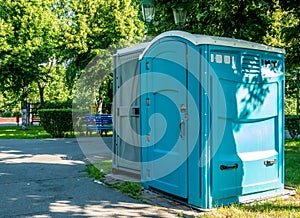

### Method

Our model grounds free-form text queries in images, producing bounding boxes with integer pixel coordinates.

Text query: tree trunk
[21,83,28,129]
[38,82,45,107]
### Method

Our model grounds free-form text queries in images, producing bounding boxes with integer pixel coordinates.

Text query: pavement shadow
[0,138,174,217]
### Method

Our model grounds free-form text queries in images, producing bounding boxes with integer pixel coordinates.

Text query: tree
[278,0,300,72]
[149,0,278,43]
[0,0,60,126]
[56,0,145,90]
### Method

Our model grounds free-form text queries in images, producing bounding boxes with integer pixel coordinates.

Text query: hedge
[43,100,73,109]
[38,109,73,138]
[285,115,300,139]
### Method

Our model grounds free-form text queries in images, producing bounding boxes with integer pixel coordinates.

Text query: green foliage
[38,109,73,138]
[151,0,276,42]
[0,0,61,101]
[279,0,300,72]
[285,115,300,139]
[73,39,143,113]
[43,100,73,109]
[57,0,145,89]
[84,160,112,183]
[285,97,296,115]
[118,181,143,200]
[2,111,12,118]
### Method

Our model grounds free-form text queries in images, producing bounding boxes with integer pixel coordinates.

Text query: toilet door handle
[180,120,185,139]
[264,159,277,166]
[220,163,238,170]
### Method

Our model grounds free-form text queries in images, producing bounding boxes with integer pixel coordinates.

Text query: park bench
[85,114,113,136]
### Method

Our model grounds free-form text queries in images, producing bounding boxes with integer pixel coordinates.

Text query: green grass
[84,160,144,201]
[0,126,52,139]
[285,139,300,191]
[84,159,112,180]
[0,126,112,139]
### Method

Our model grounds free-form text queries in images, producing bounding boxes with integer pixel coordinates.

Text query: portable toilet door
[140,34,203,200]
[140,39,188,198]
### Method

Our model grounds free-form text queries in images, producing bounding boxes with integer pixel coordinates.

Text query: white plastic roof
[114,42,150,57]
[139,31,285,59]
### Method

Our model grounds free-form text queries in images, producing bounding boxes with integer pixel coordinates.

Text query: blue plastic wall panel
[208,46,284,205]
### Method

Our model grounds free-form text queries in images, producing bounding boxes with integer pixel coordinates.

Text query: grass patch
[84,159,112,181]
[84,160,143,201]
[0,126,52,139]
[0,126,111,139]
[285,139,300,192]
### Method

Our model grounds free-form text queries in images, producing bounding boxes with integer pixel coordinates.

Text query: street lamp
[141,0,187,27]
[172,7,187,26]
[296,70,300,115]
[142,0,155,23]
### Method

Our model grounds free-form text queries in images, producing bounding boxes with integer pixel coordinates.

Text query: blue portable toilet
[137,31,285,208]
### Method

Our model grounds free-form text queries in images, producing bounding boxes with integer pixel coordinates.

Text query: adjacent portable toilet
[113,31,285,208]
[112,42,148,178]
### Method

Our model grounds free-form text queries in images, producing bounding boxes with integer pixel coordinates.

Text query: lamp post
[296,71,300,115]
[293,70,300,115]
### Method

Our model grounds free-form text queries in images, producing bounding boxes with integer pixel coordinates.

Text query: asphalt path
[0,137,174,217]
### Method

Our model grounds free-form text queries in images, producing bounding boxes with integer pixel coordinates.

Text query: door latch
[264,159,277,166]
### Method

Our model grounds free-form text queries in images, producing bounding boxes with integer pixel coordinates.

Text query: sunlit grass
[0,126,113,139]
[285,139,300,193]
[0,126,51,139]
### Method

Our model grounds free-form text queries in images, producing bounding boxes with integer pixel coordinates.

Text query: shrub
[2,111,12,117]
[38,109,73,138]
[43,100,72,109]
[285,115,300,139]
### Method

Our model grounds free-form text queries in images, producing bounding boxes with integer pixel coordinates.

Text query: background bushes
[2,111,12,117]
[39,109,73,138]
[285,115,300,139]
[43,100,73,109]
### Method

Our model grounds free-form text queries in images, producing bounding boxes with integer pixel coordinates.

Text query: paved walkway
[0,137,178,217]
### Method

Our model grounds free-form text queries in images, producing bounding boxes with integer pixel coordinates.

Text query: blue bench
[85,114,113,136]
